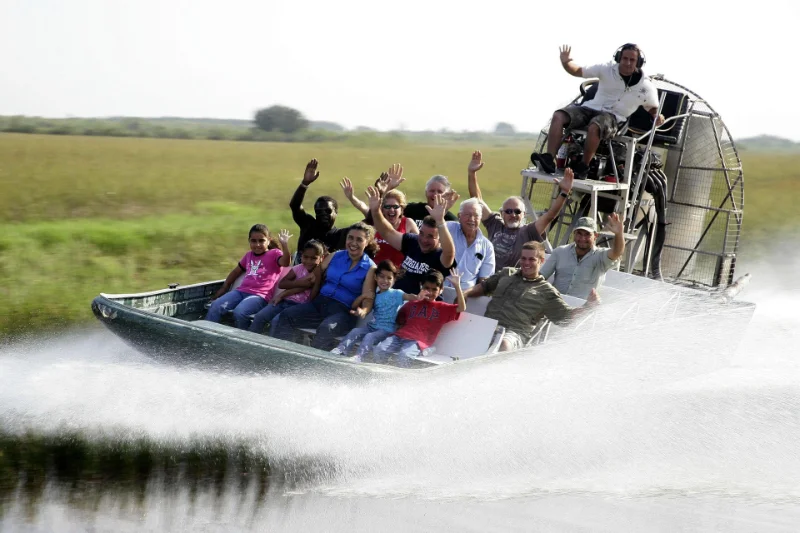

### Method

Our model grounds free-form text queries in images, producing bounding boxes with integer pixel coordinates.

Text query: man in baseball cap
[539,213,625,299]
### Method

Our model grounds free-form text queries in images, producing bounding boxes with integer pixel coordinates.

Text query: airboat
[92,74,755,380]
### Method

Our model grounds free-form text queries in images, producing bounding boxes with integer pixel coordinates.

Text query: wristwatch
[559,191,570,198]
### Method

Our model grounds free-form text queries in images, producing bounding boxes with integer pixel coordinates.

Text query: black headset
[613,43,645,69]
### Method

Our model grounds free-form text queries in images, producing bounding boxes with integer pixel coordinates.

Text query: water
[1,253,800,531]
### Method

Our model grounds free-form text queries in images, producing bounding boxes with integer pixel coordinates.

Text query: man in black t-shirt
[366,186,456,294]
[289,159,348,261]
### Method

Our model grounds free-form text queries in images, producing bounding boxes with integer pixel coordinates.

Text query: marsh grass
[0,133,797,336]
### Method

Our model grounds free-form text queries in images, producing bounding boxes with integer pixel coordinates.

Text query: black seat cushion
[627,89,689,147]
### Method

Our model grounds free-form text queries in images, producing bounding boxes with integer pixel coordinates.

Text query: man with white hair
[467,150,574,271]
[444,197,496,290]
[402,174,459,228]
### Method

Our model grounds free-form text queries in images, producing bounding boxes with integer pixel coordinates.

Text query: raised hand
[425,193,447,224]
[605,212,623,235]
[340,177,355,200]
[278,229,293,246]
[468,150,484,174]
[443,189,460,211]
[374,172,390,195]
[386,163,405,190]
[302,159,320,185]
[553,167,574,193]
[559,44,572,64]
[365,185,382,212]
[446,267,462,288]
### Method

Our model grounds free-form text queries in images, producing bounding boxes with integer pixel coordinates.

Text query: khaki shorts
[501,329,525,351]
[559,105,621,141]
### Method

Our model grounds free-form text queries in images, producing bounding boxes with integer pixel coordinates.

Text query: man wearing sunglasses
[289,159,349,261]
[467,151,573,271]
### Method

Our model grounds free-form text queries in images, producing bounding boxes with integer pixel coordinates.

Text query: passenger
[372,269,466,367]
[289,158,348,261]
[339,171,420,266]
[365,183,456,295]
[393,173,459,228]
[443,198,496,290]
[468,150,574,271]
[248,240,325,334]
[531,44,664,179]
[206,225,292,329]
[540,215,624,299]
[330,260,417,361]
[271,222,378,350]
[464,241,600,352]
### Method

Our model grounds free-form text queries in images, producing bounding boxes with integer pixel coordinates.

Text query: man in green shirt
[464,241,599,351]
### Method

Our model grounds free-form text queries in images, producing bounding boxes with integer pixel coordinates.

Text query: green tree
[254,105,309,134]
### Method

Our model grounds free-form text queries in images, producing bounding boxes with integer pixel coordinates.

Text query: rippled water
[1,253,799,531]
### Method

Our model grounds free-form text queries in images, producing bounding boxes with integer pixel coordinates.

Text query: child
[330,260,416,361]
[372,268,465,367]
[206,225,292,329]
[249,240,325,333]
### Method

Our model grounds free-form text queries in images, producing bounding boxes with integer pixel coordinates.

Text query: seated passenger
[540,215,624,299]
[339,173,420,266]
[444,198,496,290]
[396,173,459,228]
[270,222,378,350]
[464,241,600,352]
[330,260,417,361]
[248,240,325,334]
[467,150,574,270]
[290,158,349,260]
[373,269,466,367]
[206,225,292,329]
[531,44,664,179]
[366,182,456,295]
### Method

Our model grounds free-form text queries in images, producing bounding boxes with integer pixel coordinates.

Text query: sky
[1,0,798,140]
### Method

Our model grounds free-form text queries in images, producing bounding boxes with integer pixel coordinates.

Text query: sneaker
[331,347,344,355]
[531,152,556,174]
[571,161,589,180]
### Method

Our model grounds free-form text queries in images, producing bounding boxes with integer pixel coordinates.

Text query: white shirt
[581,62,659,123]
[444,221,496,290]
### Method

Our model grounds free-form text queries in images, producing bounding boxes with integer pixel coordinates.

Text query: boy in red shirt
[372,268,465,367]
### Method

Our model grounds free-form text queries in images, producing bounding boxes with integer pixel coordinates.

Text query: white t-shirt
[581,62,659,122]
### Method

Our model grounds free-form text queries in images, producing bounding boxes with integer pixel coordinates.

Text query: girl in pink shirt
[206,224,292,329]
[249,240,325,333]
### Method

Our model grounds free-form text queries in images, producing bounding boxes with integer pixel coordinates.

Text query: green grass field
[1,133,798,337]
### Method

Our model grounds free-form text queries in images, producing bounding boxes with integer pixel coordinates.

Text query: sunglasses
[503,209,523,215]
[315,208,333,215]
[382,204,402,210]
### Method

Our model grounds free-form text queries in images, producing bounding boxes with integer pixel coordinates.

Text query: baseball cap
[573,217,597,233]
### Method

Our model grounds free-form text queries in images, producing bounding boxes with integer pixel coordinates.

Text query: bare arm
[277,229,292,267]
[463,282,485,299]
[405,217,419,235]
[427,196,456,268]
[279,269,317,290]
[340,177,370,217]
[534,168,574,235]
[559,45,583,77]
[569,289,601,319]
[605,212,625,261]
[467,150,494,222]
[213,264,245,299]
[447,269,466,313]
[309,264,324,301]
[352,265,377,316]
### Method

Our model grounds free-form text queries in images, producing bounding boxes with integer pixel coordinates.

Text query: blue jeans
[271,295,357,350]
[333,326,393,358]
[205,290,267,329]
[249,300,298,333]
[373,336,423,367]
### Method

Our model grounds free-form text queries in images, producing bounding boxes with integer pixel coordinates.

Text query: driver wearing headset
[532,43,665,180]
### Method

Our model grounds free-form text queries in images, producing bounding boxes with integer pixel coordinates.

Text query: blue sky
[1,0,798,140]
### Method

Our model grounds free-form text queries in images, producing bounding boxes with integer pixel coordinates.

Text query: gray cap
[573,217,597,233]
